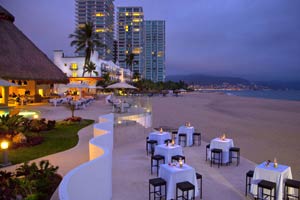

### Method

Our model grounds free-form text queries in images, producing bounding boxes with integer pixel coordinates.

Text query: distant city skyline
[1,0,300,81]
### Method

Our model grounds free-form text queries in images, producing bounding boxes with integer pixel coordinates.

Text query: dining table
[176,125,195,147]
[154,144,183,164]
[148,131,171,145]
[208,137,234,164]
[250,161,293,200]
[159,163,199,200]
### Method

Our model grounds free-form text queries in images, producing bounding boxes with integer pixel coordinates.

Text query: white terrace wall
[59,113,114,200]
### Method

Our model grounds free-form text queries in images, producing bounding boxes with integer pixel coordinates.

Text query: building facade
[53,50,131,83]
[144,20,166,82]
[76,0,114,60]
[117,7,144,76]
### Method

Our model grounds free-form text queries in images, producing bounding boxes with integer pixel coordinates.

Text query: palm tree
[85,61,98,77]
[125,53,135,72]
[69,22,104,77]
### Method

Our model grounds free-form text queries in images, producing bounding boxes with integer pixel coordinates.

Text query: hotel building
[117,7,144,76]
[144,20,166,82]
[75,0,114,61]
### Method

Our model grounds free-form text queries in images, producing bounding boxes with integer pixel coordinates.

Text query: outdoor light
[33,114,39,119]
[1,140,11,167]
[179,157,183,168]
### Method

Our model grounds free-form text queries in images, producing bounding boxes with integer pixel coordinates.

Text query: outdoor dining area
[146,123,203,200]
[145,124,300,200]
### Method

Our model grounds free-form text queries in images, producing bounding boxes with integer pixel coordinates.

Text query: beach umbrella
[0,78,18,87]
[106,82,137,89]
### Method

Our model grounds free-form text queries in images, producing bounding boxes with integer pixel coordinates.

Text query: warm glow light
[95,12,105,17]
[33,114,39,119]
[179,158,183,168]
[1,141,9,150]
[118,120,122,124]
[132,12,141,16]
[96,28,106,32]
[159,128,163,133]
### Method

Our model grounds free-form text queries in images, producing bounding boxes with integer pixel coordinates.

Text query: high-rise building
[117,7,144,76]
[75,0,114,61]
[144,20,166,82]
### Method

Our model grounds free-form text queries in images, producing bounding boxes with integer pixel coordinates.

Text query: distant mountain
[166,74,251,85]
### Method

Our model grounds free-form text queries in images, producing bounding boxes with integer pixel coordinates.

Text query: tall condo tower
[117,7,144,75]
[144,20,166,82]
[75,0,114,61]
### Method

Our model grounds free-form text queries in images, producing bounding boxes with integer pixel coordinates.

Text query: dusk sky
[1,0,300,81]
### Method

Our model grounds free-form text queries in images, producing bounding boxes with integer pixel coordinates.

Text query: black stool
[245,170,254,196]
[229,147,240,166]
[257,180,276,200]
[151,154,165,176]
[149,177,167,200]
[210,148,223,168]
[146,137,158,156]
[285,178,300,200]
[172,131,177,139]
[171,155,186,163]
[164,139,172,144]
[176,181,195,200]
[178,133,187,147]
[196,172,203,199]
[205,144,210,161]
[192,132,201,146]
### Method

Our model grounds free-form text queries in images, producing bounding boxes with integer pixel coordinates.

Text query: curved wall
[59,113,114,200]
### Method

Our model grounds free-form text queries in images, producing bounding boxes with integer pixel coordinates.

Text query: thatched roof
[0,6,68,83]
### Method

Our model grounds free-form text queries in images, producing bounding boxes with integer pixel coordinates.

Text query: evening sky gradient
[1,0,300,81]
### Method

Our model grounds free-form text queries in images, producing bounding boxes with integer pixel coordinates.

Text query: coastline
[151,92,300,179]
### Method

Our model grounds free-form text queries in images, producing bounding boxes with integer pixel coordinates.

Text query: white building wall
[53,50,132,82]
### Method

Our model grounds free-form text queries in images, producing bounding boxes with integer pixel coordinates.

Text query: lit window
[132,18,141,23]
[95,12,105,17]
[125,12,129,16]
[133,48,141,54]
[78,24,85,28]
[157,51,164,57]
[96,28,106,32]
[72,71,78,77]
[71,63,78,70]
[133,28,140,32]
[132,12,141,16]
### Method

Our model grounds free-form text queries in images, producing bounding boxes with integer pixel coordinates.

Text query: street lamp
[1,140,11,167]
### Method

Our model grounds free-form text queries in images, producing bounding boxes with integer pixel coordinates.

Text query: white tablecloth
[251,161,293,200]
[208,137,234,164]
[155,144,183,164]
[159,164,199,200]
[176,126,195,146]
[149,131,171,145]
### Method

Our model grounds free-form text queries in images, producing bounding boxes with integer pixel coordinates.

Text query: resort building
[144,20,166,82]
[117,7,144,76]
[53,50,132,86]
[0,6,67,106]
[75,0,114,61]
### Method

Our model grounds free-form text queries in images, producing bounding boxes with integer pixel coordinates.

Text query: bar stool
[151,154,165,176]
[285,178,300,200]
[149,177,167,200]
[196,172,203,199]
[172,131,177,139]
[176,181,195,200]
[178,133,187,147]
[245,170,254,196]
[205,144,210,161]
[257,180,276,200]
[192,132,201,146]
[210,148,222,168]
[164,139,172,144]
[146,137,157,156]
[229,147,240,166]
[171,155,186,163]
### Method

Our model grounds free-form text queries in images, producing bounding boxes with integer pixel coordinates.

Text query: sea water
[227,90,300,102]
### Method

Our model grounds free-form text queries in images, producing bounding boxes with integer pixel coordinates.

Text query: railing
[59,113,114,200]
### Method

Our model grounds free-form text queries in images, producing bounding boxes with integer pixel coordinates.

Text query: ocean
[226,90,300,102]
